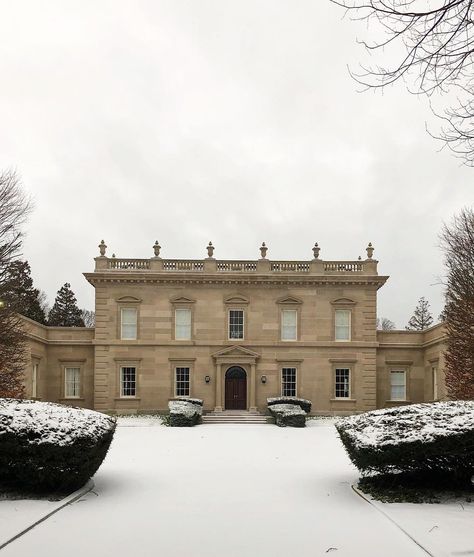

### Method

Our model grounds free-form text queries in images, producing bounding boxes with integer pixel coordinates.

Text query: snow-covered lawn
[1,419,473,557]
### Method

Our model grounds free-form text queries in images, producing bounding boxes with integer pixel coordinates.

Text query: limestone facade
[22,243,447,415]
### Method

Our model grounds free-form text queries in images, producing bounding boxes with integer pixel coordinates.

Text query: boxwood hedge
[335,401,474,483]
[168,399,203,427]
[0,398,116,492]
[268,403,307,427]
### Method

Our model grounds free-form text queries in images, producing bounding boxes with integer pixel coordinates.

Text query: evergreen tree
[3,260,46,324]
[48,283,85,327]
[406,297,434,331]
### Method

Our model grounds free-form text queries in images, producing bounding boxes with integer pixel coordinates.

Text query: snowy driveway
[0,420,437,557]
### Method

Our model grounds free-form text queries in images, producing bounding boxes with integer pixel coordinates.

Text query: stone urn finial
[260,242,268,259]
[312,242,320,259]
[112,253,116,258]
[366,242,374,260]
[98,240,107,256]
[207,241,215,258]
[153,240,161,258]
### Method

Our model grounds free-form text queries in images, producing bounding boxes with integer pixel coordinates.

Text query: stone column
[249,363,257,413]
[214,363,223,412]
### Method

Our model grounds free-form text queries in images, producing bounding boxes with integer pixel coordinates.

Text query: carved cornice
[84,272,388,289]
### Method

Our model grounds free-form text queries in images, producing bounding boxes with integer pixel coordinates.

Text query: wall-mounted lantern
[205,375,211,384]
[261,375,267,384]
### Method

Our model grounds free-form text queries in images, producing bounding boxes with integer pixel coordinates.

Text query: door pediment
[211,345,260,361]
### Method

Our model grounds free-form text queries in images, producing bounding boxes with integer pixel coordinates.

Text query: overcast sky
[1,1,472,328]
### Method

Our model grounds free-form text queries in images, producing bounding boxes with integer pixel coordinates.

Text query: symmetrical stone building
[23,241,447,415]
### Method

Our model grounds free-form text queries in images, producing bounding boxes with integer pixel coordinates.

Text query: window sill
[385,399,409,404]
[330,398,356,402]
[59,397,85,402]
[114,397,141,401]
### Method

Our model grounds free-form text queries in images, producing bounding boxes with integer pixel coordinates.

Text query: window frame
[175,366,191,397]
[228,308,245,341]
[32,362,38,399]
[390,369,407,401]
[64,366,81,399]
[334,367,351,399]
[432,365,438,400]
[174,307,192,341]
[120,306,138,340]
[334,309,351,342]
[119,365,137,398]
[281,367,297,397]
[281,309,298,341]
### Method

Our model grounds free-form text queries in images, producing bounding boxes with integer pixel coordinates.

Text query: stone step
[202,415,270,424]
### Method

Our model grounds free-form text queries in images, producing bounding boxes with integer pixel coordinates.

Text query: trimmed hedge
[168,399,203,427]
[268,403,306,428]
[267,396,312,414]
[0,399,116,492]
[335,401,474,482]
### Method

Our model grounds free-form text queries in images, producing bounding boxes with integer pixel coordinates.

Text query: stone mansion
[23,241,447,415]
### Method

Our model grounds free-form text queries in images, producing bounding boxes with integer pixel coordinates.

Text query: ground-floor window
[390,370,406,401]
[120,366,137,397]
[32,363,38,398]
[281,367,297,396]
[65,367,80,398]
[175,367,190,397]
[335,368,350,398]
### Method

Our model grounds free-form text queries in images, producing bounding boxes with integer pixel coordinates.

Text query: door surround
[211,345,260,412]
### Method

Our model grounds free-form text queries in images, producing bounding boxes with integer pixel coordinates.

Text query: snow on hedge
[168,398,203,427]
[169,400,203,418]
[336,401,474,479]
[269,404,306,416]
[337,401,474,449]
[0,398,116,491]
[268,402,307,428]
[267,396,312,413]
[0,398,116,446]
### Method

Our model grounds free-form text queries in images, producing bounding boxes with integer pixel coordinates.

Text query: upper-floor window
[120,366,136,397]
[335,368,350,398]
[390,370,406,401]
[65,367,81,398]
[335,309,351,341]
[121,308,137,340]
[281,367,297,397]
[175,308,191,340]
[175,367,190,397]
[229,309,244,340]
[281,309,297,341]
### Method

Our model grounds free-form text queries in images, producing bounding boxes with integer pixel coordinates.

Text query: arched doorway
[225,366,247,410]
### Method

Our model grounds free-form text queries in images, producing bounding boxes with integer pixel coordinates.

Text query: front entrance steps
[202,410,270,425]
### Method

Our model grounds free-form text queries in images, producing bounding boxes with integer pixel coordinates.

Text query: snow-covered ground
[1,419,472,557]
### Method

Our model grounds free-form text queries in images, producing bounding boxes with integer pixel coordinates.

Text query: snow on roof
[337,401,474,448]
[0,398,116,446]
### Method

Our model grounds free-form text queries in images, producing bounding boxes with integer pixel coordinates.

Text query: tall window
[432,366,438,400]
[65,367,80,398]
[175,367,190,397]
[281,310,297,341]
[335,368,350,398]
[32,363,38,398]
[229,309,244,339]
[281,367,297,396]
[335,310,351,341]
[120,366,136,397]
[175,309,191,340]
[390,370,406,401]
[121,308,137,340]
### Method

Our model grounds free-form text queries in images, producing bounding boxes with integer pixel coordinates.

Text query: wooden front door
[225,367,247,410]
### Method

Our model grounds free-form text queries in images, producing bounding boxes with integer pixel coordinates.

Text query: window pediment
[116,296,142,303]
[276,295,303,305]
[170,295,196,304]
[224,293,249,305]
[330,298,356,306]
